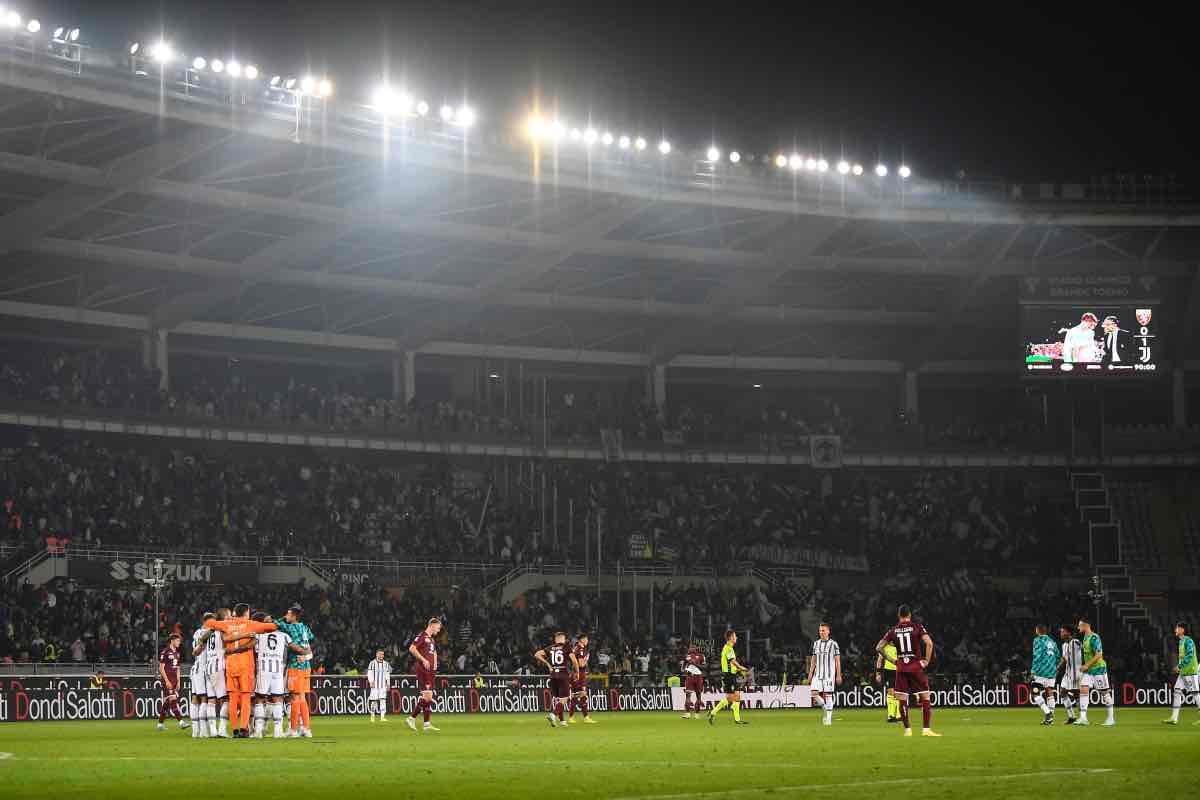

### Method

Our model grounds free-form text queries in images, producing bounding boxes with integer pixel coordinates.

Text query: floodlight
[775,154,787,168]
[227,60,242,78]
[789,154,802,170]
[285,78,297,90]
[300,76,315,94]
[706,146,720,162]
[618,135,631,149]
[583,128,598,145]
[837,160,850,175]
[875,164,888,177]
[634,137,647,151]
[4,10,20,28]
[729,150,741,164]
[211,59,224,73]
[549,119,566,140]
[852,163,863,176]
[317,79,333,98]
[526,115,544,139]
[570,128,582,141]
[659,140,671,155]
[191,57,206,71]
[150,41,174,64]
[805,157,816,171]
[25,18,39,33]
[455,105,476,127]
[68,27,79,41]
[129,42,140,55]
[416,100,429,116]
[244,65,258,80]
[817,158,829,172]
[53,26,64,39]
[601,131,614,146]
[440,104,454,122]
[752,383,763,389]
[898,164,911,179]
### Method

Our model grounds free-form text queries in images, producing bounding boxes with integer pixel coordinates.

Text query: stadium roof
[2,42,1200,373]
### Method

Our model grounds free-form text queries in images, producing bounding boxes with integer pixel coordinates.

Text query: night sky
[29,0,1196,183]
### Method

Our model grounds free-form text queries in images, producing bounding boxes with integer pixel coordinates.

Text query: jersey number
[896,632,913,654]
[550,649,565,666]
[266,634,278,650]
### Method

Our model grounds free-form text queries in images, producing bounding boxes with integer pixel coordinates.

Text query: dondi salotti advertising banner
[68,558,260,585]
[671,684,813,710]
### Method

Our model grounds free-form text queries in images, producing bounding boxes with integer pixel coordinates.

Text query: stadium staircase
[1072,472,1157,637]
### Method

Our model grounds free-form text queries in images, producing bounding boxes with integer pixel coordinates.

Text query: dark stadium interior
[0,5,1199,784]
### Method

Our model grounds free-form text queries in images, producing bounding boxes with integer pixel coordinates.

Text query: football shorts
[367,687,389,701]
[893,668,930,695]
[809,676,835,694]
[287,668,312,695]
[255,669,287,697]
[189,663,207,696]
[227,671,253,694]
[1174,674,1199,695]
[1059,672,1079,692]
[720,673,739,694]
[1080,673,1110,692]
[205,670,227,699]
[1030,676,1056,690]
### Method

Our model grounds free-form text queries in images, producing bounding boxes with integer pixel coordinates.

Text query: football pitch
[0,708,1194,799]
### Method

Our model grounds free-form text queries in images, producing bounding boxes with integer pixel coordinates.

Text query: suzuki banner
[68,558,260,585]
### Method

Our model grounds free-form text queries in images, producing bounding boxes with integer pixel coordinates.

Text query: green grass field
[0,708,1195,799]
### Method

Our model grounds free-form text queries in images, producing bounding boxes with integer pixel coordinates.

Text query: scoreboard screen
[1022,305,1160,377]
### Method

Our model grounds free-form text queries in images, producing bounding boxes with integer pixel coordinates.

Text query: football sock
[253,703,266,736]
[1193,690,1200,711]
[1046,692,1056,712]
[218,703,229,736]
[921,699,932,729]
[555,699,565,722]
[711,699,729,716]
[887,693,899,719]
[732,702,742,722]
[299,696,311,730]
[271,702,284,734]
[1104,692,1114,723]
[567,697,576,718]
[190,702,199,737]
[1063,694,1076,718]
[898,700,910,728]
[291,698,302,730]
[823,696,834,723]
[378,700,386,720]
[1171,690,1182,721]
[1078,691,1089,719]
[1034,695,1047,713]
[580,695,589,717]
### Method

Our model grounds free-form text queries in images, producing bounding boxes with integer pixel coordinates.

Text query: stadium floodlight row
[2,3,912,182]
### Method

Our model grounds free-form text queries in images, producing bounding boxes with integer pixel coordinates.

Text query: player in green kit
[1163,621,1199,725]
[1076,617,1114,727]
[1029,624,1060,725]
[274,605,315,737]
[707,631,749,726]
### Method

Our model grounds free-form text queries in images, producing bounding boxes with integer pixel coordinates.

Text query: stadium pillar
[154,330,169,391]
[904,369,919,420]
[1173,367,1186,428]
[650,364,667,411]
[141,333,153,371]
[398,352,416,405]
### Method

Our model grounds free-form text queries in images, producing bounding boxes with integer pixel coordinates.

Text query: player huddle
[157,603,316,739]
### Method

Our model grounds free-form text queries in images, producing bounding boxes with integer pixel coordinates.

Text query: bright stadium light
[269,75,281,87]
[875,163,888,177]
[455,105,476,127]
[549,119,566,140]
[729,150,741,164]
[526,114,545,139]
[244,65,258,80]
[53,26,65,39]
[440,104,454,122]
[285,77,297,90]
[634,136,647,151]
[191,56,206,71]
[804,157,817,171]
[416,100,429,116]
[25,18,39,33]
[706,146,720,162]
[852,163,864,176]
[618,134,631,149]
[658,140,671,155]
[227,60,242,78]
[68,27,80,41]
[601,131,614,146]
[775,154,787,168]
[150,41,174,64]
[129,42,140,55]
[211,58,224,73]
[569,127,582,141]
[817,158,829,172]
[837,160,851,175]
[583,128,598,145]
[317,79,333,98]
[300,75,315,94]
[898,164,912,179]
[789,154,803,170]
[4,10,20,28]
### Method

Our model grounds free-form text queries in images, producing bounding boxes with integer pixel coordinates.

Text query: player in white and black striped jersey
[1058,625,1083,724]
[366,650,392,722]
[807,623,842,727]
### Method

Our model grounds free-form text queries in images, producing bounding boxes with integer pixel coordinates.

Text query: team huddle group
[157,603,316,738]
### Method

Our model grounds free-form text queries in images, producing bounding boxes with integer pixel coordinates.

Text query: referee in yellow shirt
[875,642,900,722]
[708,630,749,726]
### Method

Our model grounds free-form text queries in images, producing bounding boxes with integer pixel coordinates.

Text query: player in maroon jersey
[567,632,596,724]
[535,631,577,729]
[681,643,707,719]
[156,633,188,731]
[407,617,442,733]
[876,604,941,737]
